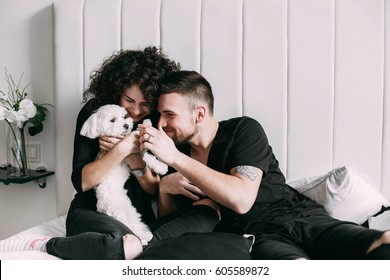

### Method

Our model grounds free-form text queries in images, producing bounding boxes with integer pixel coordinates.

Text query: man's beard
[172,126,198,146]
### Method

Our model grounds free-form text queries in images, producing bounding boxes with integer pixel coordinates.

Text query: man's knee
[193,198,220,219]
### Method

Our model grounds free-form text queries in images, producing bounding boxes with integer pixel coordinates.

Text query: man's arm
[171,153,262,214]
[141,126,262,214]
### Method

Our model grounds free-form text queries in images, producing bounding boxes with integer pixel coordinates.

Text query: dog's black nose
[124,124,129,129]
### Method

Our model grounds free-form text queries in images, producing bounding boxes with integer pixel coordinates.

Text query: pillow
[135,232,253,260]
[288,166,389,225]
[368,206,390,231]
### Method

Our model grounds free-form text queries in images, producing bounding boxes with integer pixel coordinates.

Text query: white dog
[80,104,168,244]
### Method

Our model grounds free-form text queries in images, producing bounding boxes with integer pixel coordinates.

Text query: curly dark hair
[83,46,180,110]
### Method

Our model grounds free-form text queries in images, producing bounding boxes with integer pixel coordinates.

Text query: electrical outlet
[27,143,41,162]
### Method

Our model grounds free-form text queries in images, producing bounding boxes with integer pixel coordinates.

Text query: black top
[69,99,157,224]
[173,116,326,234]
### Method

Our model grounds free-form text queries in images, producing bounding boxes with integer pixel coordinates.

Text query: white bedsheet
[0,215,66,260]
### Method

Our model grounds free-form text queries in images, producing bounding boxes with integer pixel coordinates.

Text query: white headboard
[54,0,390,215]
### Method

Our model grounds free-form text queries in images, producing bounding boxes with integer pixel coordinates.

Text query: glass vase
[6,122,30,178]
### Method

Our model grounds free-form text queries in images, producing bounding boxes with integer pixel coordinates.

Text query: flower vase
[6,122,30,178]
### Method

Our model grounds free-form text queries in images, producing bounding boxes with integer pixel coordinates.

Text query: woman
[58,46,179,259]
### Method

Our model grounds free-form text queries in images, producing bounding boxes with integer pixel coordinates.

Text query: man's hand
[138,124,179,166]
[160,172,205,201]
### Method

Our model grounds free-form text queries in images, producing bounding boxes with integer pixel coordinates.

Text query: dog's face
[80,104,134,138]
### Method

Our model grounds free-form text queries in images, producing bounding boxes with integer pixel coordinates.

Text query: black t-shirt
[174,116,325,234]
[68,99,157,225]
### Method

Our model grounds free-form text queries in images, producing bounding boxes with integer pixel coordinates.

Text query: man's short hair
[159,70,214,115]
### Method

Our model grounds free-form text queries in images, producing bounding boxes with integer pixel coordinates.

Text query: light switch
[27,143,41,162]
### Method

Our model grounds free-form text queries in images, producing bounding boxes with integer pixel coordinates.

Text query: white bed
[1,0,390,259]
[0,216,65,260]
[1,165,389,260]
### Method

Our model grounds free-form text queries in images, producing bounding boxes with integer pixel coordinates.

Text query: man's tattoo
[234,166,259,181]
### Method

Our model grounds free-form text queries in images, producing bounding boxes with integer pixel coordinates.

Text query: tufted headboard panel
[54,0,390,215]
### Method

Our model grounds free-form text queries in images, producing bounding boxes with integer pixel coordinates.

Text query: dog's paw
[142,119,152,127]
[143,152,168,175]
[139,230,153,244]
[153,163,168,175]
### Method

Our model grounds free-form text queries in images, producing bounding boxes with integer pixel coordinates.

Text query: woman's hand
[99,135,123,152]
[99,130,141,156]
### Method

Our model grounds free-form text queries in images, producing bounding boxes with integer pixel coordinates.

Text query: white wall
[0,0,57,239]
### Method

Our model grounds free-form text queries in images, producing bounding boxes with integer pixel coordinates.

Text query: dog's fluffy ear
[80,112,101,138]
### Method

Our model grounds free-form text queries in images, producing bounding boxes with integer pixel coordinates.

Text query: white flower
[4,109,21,127]
[1,99,37,128]
[1,71,50,133]
[19,99,37,119]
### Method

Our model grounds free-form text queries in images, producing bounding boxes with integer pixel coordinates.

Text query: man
[139,70,390,259]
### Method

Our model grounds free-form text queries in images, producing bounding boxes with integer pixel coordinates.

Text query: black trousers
[46,205,219,260]
[247,213,385,260]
